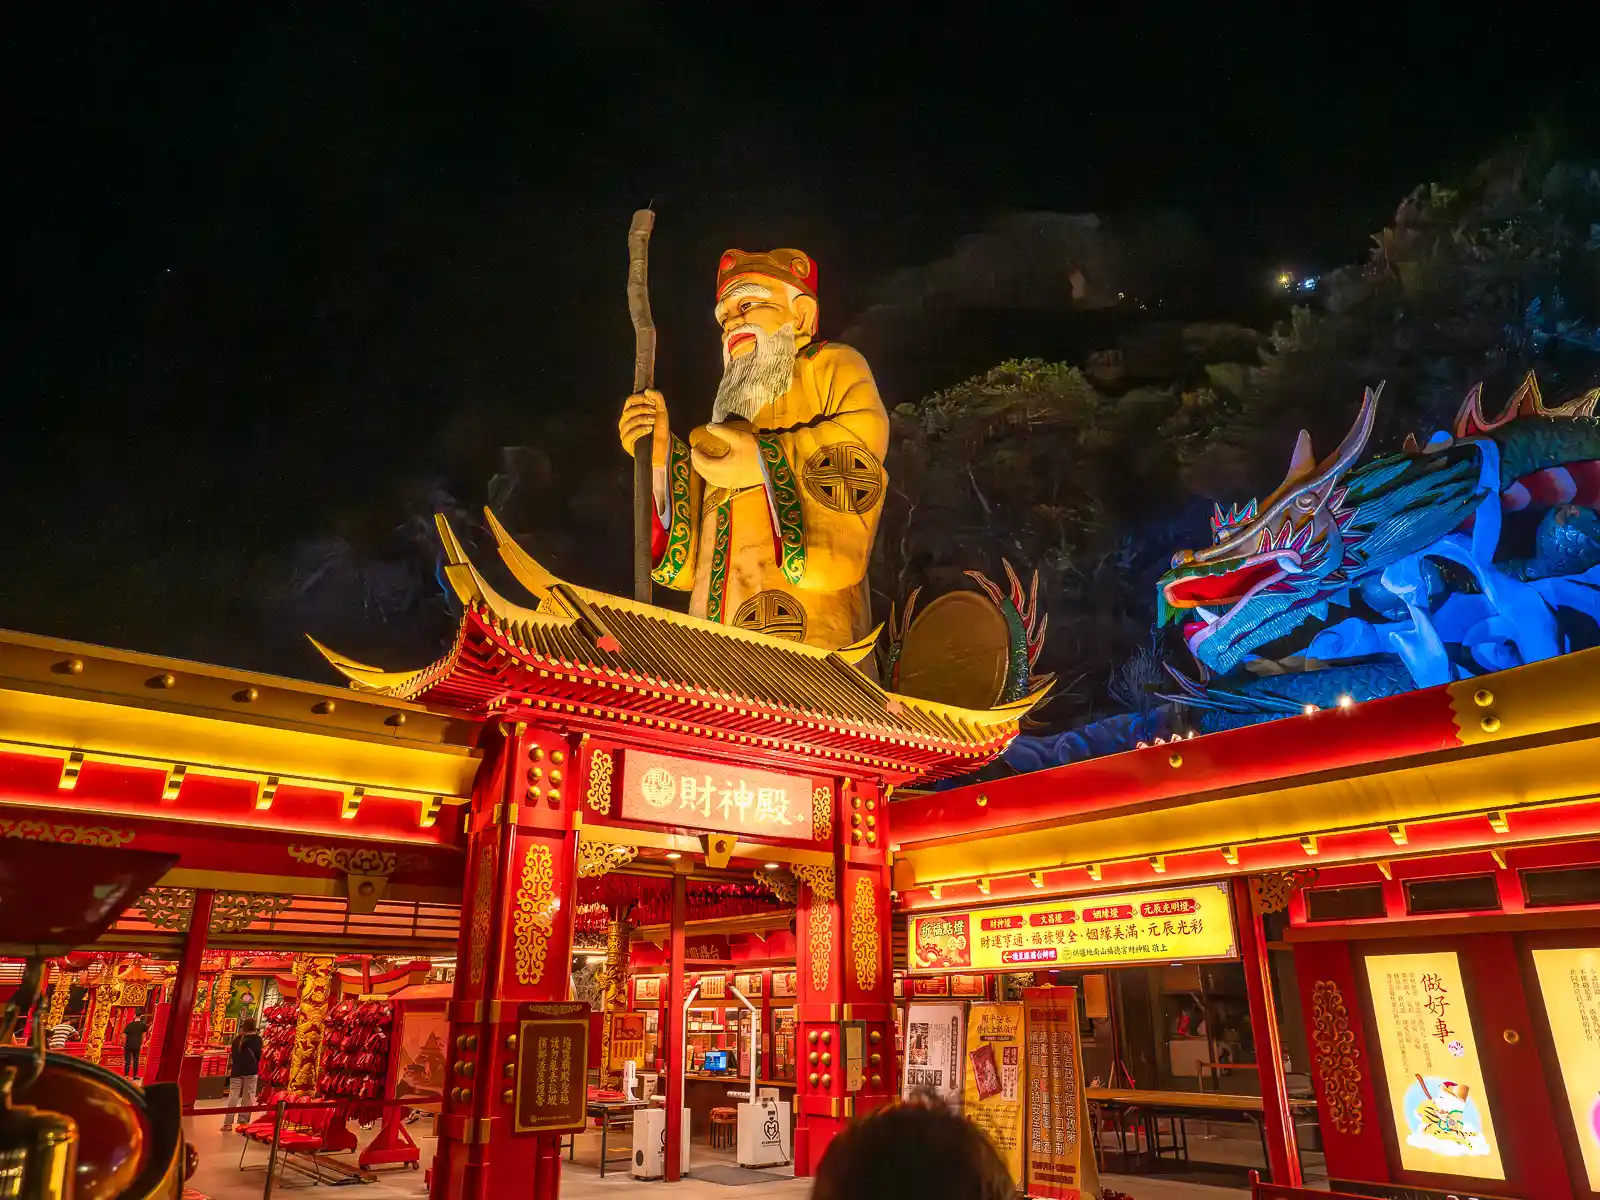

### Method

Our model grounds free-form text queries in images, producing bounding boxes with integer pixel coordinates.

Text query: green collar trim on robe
[757,433,807,585]
[652,434,695,589]
[706,497,733,623]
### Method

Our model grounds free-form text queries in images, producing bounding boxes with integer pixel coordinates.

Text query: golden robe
[650,339,889,651]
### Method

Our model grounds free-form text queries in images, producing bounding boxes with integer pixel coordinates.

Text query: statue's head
[711,248,819,422]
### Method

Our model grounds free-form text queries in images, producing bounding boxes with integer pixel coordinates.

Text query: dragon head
[1158,385,1381,675]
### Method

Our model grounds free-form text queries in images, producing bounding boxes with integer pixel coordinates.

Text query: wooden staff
[628,208,657,604]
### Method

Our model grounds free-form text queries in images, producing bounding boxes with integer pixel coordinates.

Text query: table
[1086,1088,1317,1181]
[565,1099,646,1178]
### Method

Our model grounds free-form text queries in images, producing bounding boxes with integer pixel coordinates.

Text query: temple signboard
[512,1002,589,1134]
[908,882,1236,974]
[619,749,813,841]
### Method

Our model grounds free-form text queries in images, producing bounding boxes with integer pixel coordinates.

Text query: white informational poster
[902,1002,966,1110]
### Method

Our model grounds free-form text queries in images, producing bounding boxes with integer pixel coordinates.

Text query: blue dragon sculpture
[1157,373,1600,720]
[1005,373,1600,769]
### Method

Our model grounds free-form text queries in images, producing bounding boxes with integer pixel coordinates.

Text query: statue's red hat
[716,248,818,302]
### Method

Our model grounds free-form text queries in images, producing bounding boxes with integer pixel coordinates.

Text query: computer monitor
[703,1050,728,1073]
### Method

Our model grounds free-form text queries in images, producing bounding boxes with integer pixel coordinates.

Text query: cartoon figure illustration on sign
[763,1107,782,1146]
[1405,1076,1492,1158]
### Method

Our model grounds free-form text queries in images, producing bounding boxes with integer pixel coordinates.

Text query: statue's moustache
[721,322,764,364]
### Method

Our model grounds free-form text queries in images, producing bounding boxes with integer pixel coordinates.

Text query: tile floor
[183,1102,1336,1200]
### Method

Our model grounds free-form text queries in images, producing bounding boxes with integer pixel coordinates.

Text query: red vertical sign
[1022,987,1084,1200]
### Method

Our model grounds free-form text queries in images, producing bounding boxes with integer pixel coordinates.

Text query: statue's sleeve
[757,344,889,592]
[650,434,701,590]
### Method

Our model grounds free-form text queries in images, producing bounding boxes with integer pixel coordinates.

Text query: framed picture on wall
[698,974,727,1000]
[950,974,985,998]
[634,975,662,1003]
[733,972,763,999]
[772,971,797,998]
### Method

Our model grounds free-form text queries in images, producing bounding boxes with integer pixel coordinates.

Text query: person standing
[121,1012,149,1079]
[220,1018,263,1134]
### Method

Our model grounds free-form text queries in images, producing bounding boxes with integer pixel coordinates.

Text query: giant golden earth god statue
[619,248,889,651]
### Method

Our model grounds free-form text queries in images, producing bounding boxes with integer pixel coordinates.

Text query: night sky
[10,6,1591,677]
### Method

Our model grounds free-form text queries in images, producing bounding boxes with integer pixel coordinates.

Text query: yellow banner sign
[1364,951,1504,1181]
[908,882,1236,974]
[1532,946,1600,1190]
[962,1002,1024,1186]
[608,1012,646,1071]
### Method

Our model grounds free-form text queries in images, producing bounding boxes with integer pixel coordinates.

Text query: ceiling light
[666,852,682,860]
[763,862,780,870]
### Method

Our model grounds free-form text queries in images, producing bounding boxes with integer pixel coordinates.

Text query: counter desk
[681,1074,797,1137]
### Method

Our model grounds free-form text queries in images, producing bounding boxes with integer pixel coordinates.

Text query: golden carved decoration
[84,977,121,1065]
[732,590,808,641]
[808,906,832,994]
[1311,980,1364,1135]
[138,887,196,931]
[595,918,631,1086]
[1250,868,1319,915]
[210,893,293,934]
[512,844,557,986]
[44,972,72,1032]
[577,840,637,879]
[793,863,835,994]
[468,844,495,986]
[812,786,833,843]
[803,443,884,514]
[286,844,426,875]
[289,955,335,1092]
[791,862,835,901]
[586,749,614,814]
[209,966,234,1044]
[0,818,133,848]
[850,875,880,992]
[119,983,150,1007]
[753,869,797,905]
[136,888,292,934]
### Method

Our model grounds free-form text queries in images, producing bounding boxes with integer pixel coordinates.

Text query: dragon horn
[1319,382,1382,485]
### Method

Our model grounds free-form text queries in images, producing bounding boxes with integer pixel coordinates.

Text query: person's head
[241,1018,257,1033]
[710,249,820,422]
[812,1097,1013,1200]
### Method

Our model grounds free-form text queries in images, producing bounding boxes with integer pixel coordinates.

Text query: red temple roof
[313,514,1044,782]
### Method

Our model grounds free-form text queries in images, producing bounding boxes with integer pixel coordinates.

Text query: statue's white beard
[712,322,797,424]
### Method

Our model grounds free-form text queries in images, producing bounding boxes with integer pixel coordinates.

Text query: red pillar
[794,776,894,1176]
[152,888,212,1085]
[1232,876,1301,1186]
[664,870,688,1182]
[428,724,580,1200]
